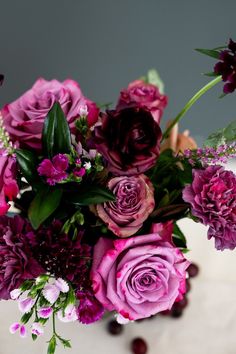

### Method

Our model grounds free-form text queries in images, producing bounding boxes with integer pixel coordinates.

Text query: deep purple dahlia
[183,165,236,251]
[0,215,44,299]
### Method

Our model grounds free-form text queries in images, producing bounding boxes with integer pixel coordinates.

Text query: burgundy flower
[214,38,236,94]
[37,154,69,185]
[27,221,92,287]
[117,79,168,124]
[97,174,155,237]
[76,290,104,324]
[0,152,19,215]
[183,165,236,251]
[1,78,99,150]
[94,107,162,175]
[0,215,44,300]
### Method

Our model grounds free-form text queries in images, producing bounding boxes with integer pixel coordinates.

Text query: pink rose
[2,78,99,150]
[116,79,168,124]
[91,223,190,322]
[96,174,155,237]
[0,151,19,215]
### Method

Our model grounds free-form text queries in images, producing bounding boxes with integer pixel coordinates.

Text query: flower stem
[161,75,222,141]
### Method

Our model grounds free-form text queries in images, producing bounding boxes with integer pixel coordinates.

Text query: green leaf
[146,69,165,93]
[69,186,116,206]
[224,120,236,141]
[42,102,71,158]
[21,310,33,324]
[32,334,38,341]
[16,149,38,183]
[204,119,236,147]
[28,188,63,229]
[195,48,220,59]
[173,223,187,249]
[47,336,57,354]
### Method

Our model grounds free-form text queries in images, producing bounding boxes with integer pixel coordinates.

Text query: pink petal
[54,278,69,293]
[9,322,20,334]
[42,284,60,304]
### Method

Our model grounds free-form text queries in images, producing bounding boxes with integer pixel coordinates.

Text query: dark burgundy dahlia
[94,107,162,176]
[0,215,44,299]
[28,221,92,288]
[214,38,236,93]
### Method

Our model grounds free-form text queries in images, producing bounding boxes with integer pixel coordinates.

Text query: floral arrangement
[0,38,236,354]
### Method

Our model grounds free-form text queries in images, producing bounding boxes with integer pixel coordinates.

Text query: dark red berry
[171,306,183,318]
[175,296,188,309]
[186,279,191,292]
[188,263,199,278]
[160,310,171,316]
[131,337,148,354]
[107,320,123,335]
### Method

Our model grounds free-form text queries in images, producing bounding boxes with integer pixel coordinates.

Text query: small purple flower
[37,154,69,185]
[9,323,27,338]
[18,297,35,313]
[57,304,78,322]
[73,167,86,178]
[183,165,236,251]
[31,322,44,336]
[38,307,53,319]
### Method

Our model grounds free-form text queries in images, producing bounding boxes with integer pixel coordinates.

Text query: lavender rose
[0,216,44,299]
[91,223,190,323]
[1,78,99,150]
[94,107,162,175]
[116,79,168,124]
[183,165,236,251]
[96,174,155,237]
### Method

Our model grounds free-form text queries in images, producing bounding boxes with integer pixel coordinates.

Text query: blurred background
[1,1,236,354]
[0,0,235,144]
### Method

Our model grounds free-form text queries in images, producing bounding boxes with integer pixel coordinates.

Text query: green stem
[52,311,56,334]
[161,76,222,141]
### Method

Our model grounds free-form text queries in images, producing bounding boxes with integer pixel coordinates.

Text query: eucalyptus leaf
[28,188,63,229]
[42,102,71,158]
[195,48,220,59]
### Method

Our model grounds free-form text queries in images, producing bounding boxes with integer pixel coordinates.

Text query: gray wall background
[0,0,235,142]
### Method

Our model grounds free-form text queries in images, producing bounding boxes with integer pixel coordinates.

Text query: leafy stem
[161,75,222,141]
